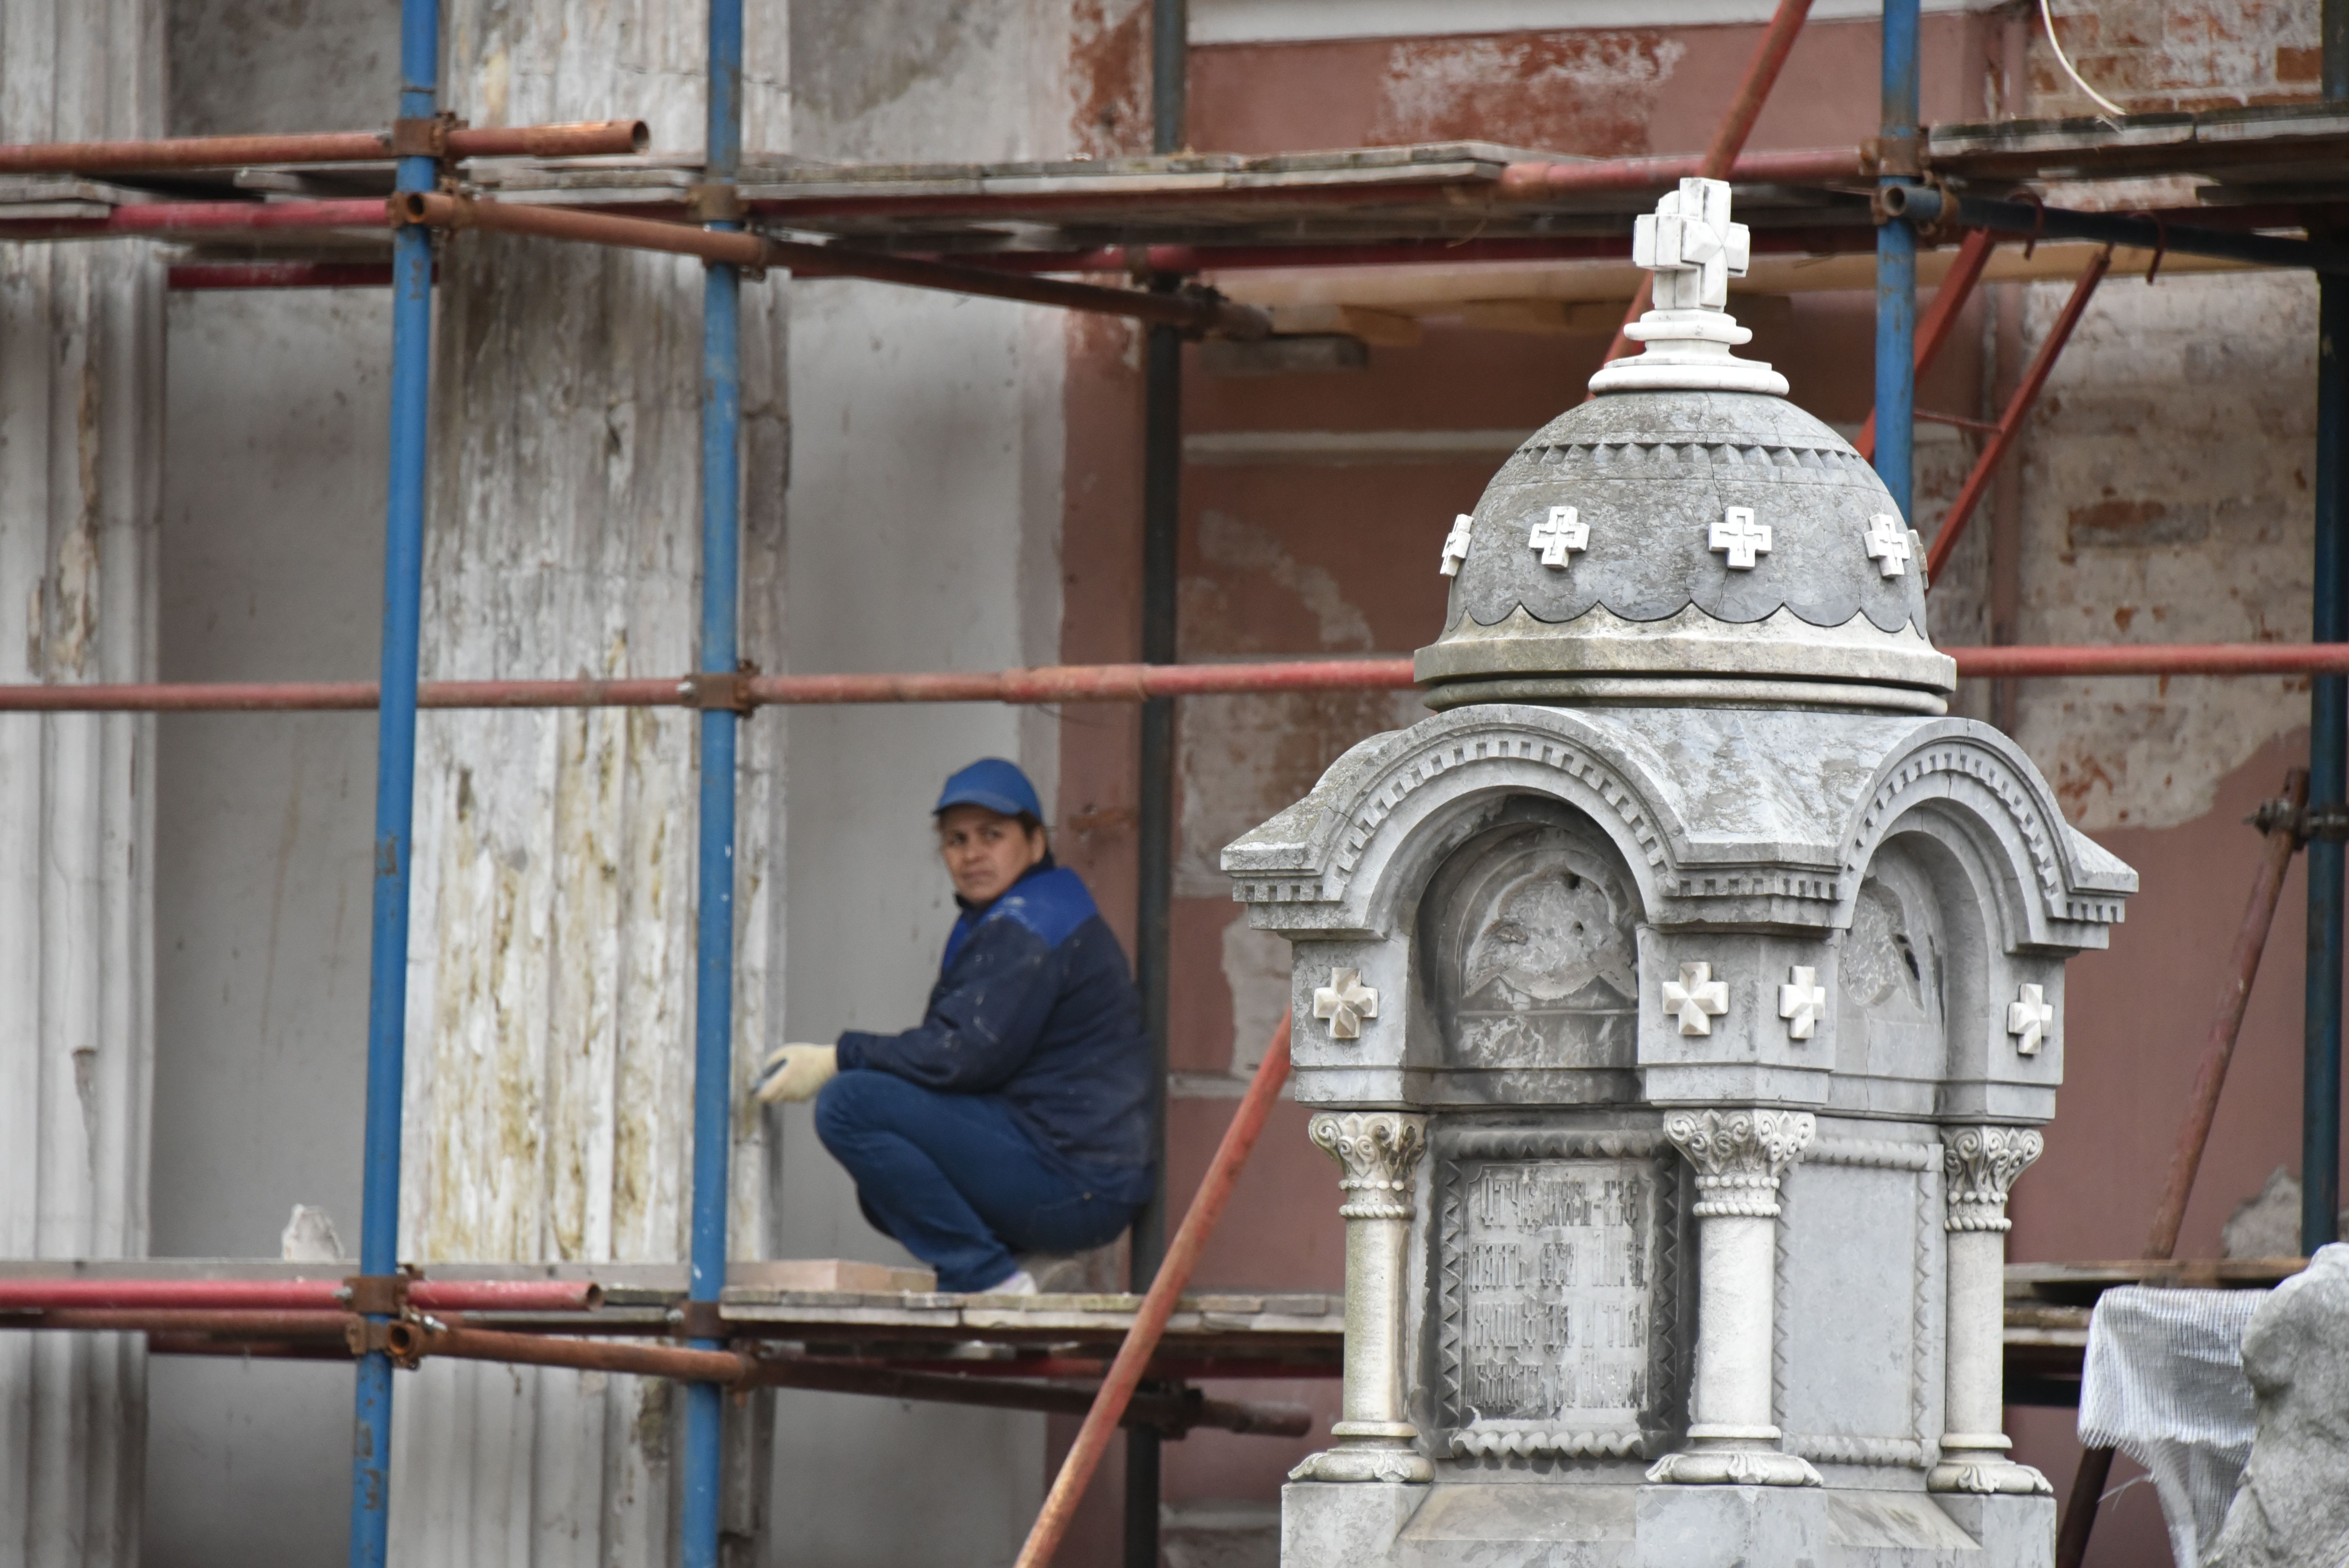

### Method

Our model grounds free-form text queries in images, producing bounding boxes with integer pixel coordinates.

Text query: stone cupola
[1417,180,1955,715]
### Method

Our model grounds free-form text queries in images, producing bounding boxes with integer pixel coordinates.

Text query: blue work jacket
[836,859,1155,1199]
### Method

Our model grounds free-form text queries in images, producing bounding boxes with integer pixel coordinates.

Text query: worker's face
[937,804,1047,906]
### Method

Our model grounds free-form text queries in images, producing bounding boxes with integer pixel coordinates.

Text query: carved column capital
[1662,1108,1816,1218]
[1309,1111,1429,1221]
[1939,1125,2043,1233]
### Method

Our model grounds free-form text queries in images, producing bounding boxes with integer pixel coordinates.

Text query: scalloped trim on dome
[1414,601,1957,696]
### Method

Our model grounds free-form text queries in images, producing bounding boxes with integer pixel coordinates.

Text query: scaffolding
[2,0,2345,1563]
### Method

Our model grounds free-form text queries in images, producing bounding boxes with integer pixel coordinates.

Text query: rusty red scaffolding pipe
[1854,226,1999,461]
[1015,1015,1295,1568]
[1496,144,1865,201]
[4,646,2349,717]
[0,119,647,175]
[0,1278,602,1312]
[399,191,1271,337]
[1926,247,2113,581]
[0,196,391,243]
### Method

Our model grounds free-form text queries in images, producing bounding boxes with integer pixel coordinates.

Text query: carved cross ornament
[1312,968,1379,1040]
[1709,506,1770,570]
[1661,962,1730,1036]
[1631,176,1752,312]
[1864,513,1913,577]
[1528,505,1586,569]
[2007,983,2054,1056]
[1778,966,1827,1041]
[1439,513,1474,577]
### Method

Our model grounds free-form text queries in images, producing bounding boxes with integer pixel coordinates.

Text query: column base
[1927,1438,2052,1497]
[1291,1429,1434,1485]
[1645,1426,1821,1488]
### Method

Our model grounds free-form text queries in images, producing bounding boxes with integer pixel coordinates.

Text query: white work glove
[752,1043,839,1104]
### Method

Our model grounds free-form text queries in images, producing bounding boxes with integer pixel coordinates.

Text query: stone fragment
[2207,1246,2349,1568]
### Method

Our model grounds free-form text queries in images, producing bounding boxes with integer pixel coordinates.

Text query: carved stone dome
[1413,181,1956,715]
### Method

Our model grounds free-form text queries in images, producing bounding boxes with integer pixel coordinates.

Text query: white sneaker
[986,1267,1039,1296]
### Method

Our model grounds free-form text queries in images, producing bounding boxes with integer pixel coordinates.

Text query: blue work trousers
[813,1069,1141,1293]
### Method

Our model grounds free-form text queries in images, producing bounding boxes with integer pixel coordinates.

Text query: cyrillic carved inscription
[1446,1158,1659,1427]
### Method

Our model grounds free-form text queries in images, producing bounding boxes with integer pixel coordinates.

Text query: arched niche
[1414,797,1644,1086]
[1838,823,1996,1092]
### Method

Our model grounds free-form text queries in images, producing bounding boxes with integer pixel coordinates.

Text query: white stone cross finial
[1313,968,1380,1040]
[1528,505,1586,569]
[2007,984,2054,1056]
[1864,514,1913,577]
[1439,513,1474,577]
[1632,177,1752,312]
[1661,962,1731,1036]
[1709,506,1770,570]
[1779,966,1827,1041]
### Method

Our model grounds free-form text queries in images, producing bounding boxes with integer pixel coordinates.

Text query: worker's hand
[752,1043,839,1104]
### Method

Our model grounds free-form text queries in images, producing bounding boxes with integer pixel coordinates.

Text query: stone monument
[1227,178,2138,1566]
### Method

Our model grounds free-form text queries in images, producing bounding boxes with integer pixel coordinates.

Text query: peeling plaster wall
[2004,271,2315,830]
[769,3,1073,1563]
[0,0,164,1561]
[383,3,791,1561]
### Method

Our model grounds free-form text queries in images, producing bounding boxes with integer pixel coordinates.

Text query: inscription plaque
[1440,1156,1663,1433]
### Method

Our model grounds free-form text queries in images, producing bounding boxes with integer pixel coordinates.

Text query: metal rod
[1884,185,2343,273]
[1598,0,1818,367]
[1877,0,1921,527]
[27,643,2349,717]
[1924,248,2111,580]
[682,0,744,1558]
[1497,145,1866,198]
[398,192,1271,338]
[1854,226,1998,460]
[169,262,399,290]
[2055,1447,2116,1568]
[349,0,438,1556]
[0,197,390,242]
[2147,769,2310,1259]
[0,1278,601,1312]
[1016,1017,1294,1568]
[0,120,645,174]
[5,1309,355,1335]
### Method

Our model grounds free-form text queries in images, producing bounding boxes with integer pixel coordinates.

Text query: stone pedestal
[1233,178,2133,1568]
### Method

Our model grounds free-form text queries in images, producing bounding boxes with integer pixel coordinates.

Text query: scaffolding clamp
[680,667,758,712]
[2251,789,2338,844]
[1863,130,1925,182]
[687,182,745,225]
[390,113,463,161]
[340,1271,411,1317]
[671,1299,727,1341]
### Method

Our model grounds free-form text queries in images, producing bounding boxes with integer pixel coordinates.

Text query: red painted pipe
[1499,145,1866,201]
[0,1278,601,1312]
[169,262,399,290]
[400,191,1271,338]
[1927,248,2112,581]
[0,647,2345,718]
[0,197,391,242]
[946,226,1882,278]
[7,1309,353,1336]
[0,120,645,175]
[1016,1017,1295,1568]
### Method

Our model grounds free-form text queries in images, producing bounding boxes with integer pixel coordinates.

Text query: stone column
[1930,1125,2050,1495]
[1648,1109,1821,1487]
[0,0,163,1560]
[1292,1112,1431,1484]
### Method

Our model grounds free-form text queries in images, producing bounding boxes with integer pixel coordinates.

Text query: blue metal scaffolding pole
[683,0,745,1556]
[349,0,439,1559]
[2305,0,2349,1258]
[1874,0,1919,522]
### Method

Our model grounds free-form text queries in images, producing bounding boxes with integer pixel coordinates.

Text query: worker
[751,758,1156,1295]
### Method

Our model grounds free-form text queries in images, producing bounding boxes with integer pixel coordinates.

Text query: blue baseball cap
[934,758,1043,822]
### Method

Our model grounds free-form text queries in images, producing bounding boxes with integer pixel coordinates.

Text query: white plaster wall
[146,287,388,1568]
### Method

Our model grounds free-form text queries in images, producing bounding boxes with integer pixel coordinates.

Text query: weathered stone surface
[2207,1245,2349,1568]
